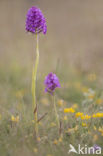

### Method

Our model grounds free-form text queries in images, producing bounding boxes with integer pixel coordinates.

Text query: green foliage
[0,64,103,156]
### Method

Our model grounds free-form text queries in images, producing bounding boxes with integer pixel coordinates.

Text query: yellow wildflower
[92,114,96,118]
[81,115,91,120]
[85,115,91,120]
[64,108,75,113]
[82,122,87,127]
[95,113,103,118]
[53,139,58,145]
[11,115,19,122]
[11,115,15,122]
[101,113,103,117]
[95,113,101,118]
[81,115,85,120]
[75,112,83,118]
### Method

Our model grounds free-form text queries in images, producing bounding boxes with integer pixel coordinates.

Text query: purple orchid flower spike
[44,72,61,95]
[25,6,47,137]
[44,73,61,134]
[26,6,47,34]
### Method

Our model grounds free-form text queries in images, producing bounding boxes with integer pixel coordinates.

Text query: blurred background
[1,0,103,75]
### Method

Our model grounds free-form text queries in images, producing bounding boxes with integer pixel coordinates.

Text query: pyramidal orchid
[26,6,47,136]
[44,72,61,94]
[44,73,61,134]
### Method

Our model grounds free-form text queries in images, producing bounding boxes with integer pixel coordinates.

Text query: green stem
[53,94,60,130]
[32,34,39,136]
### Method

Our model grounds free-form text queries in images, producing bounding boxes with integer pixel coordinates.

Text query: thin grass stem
[53,94,60,132]
[31,34,39,136]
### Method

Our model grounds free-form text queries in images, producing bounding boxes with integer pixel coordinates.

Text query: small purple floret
[44,72,61,94]
[25,6,47,34]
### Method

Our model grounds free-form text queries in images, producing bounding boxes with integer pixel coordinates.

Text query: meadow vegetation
[0,0,103,156]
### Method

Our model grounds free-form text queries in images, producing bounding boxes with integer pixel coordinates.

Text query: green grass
[0,64,103,156]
